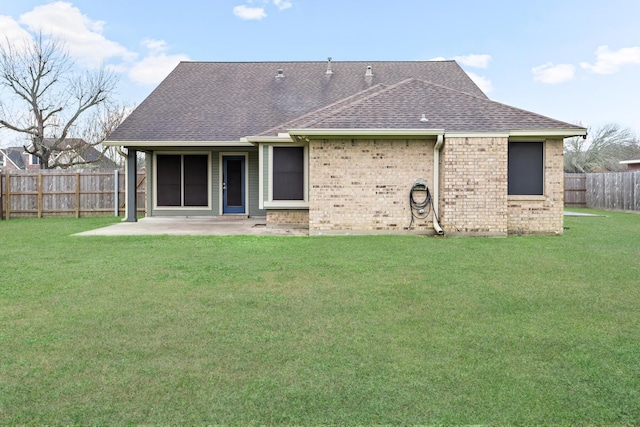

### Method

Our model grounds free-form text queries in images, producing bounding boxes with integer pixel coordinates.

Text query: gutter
[432,134,444,235]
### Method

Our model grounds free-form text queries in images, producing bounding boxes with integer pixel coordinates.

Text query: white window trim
[263,144,309,209]
[153,152,212,210]
[218,152,249,215]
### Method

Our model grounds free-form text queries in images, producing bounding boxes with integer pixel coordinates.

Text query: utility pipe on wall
[432,134,444,235]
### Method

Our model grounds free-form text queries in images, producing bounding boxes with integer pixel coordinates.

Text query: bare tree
[75,101,132,168]
[564,123,640,173]
[0,33,118,168]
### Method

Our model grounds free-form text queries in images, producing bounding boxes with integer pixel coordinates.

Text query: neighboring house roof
[108,60,491,143]
[41,138,118,168]
[107,60,585,144]
[0,140,117,169]
[0,147,27,169]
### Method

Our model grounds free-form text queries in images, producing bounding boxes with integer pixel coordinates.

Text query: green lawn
[1,210,639,425]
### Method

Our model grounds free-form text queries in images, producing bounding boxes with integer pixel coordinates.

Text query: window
[272,146,304,200]
[508,141,544,195]
[156,154,209,207]
[29,154,40,165]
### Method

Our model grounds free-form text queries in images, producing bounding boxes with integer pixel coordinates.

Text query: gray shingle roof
[2,147,26,169]
[108,60,488,142]
[277,78,584,133]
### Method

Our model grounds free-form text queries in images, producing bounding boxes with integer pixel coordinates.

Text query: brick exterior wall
[308,139,435,234]
[268,136,564,237]
[440,137,509,236]
[507,139,564,235]
[267,210,309,227]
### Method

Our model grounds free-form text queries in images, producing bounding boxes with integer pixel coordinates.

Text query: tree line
[564,123,640,173]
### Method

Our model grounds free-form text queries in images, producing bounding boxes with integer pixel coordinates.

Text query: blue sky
[1,0,639,145]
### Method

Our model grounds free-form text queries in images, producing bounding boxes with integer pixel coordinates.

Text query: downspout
[432,134,444,235]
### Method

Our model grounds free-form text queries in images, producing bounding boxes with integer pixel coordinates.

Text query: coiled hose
[409,179,435,229]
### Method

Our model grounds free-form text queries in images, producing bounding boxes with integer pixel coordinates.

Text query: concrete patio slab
[74,216,309,236]
[564,211,606,217]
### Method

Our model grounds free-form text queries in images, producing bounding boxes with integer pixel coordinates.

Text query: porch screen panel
[273,147,304,200]
[156,155,181,206]
[184,155,209,206]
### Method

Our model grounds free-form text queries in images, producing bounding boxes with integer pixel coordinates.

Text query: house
[0,146,42,171]
[40,138,118,169]
[0,139,117,170]
[106,60,587,236]
[619,159,640,171]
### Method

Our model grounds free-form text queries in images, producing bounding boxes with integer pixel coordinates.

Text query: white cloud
[580,45,640,74]
[128,39,190,85]
[454,54,491,69]
[467,72,493,93]
[427,54,491,68]
[532,63,575,84]
[233,5,268,20]
[2,3,190,86]
[0,15,32,49]
[18,1,136,67]
[273,0,293,10]
[427,55,493,92]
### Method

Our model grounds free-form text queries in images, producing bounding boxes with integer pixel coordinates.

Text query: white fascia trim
[620,159,640,165]
[104,140,255,148]
[445,129,588,138]
[509,129,587,138]
[445,132,510,138]
[245,135,294,143]
[288,128,446,139]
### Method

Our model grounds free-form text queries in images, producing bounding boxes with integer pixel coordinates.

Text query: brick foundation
[266,210,309,227]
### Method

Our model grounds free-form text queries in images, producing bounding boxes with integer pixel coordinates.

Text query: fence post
[0,174,3,220]
[75,173,81,218]
[114,169,119,217]
[5,173,10,220]
[37,173,43,218]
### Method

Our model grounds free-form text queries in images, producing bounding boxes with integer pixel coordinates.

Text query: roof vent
[276,68,285,78]
[326,57,333,75]
[420,114,429,122]
[365,65,373,77]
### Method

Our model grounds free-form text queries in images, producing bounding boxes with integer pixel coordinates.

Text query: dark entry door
[222,156,245,214]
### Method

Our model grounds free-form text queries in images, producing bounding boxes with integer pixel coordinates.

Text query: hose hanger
[408,178,437,230]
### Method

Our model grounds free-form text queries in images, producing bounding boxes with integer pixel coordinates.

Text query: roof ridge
[181,60,460,65]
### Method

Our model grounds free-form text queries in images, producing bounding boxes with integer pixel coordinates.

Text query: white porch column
[125,148,138,222]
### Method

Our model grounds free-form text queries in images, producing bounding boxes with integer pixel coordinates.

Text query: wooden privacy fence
[564,172,640,211]
[565,173,586,207]
[0,170,145,220]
